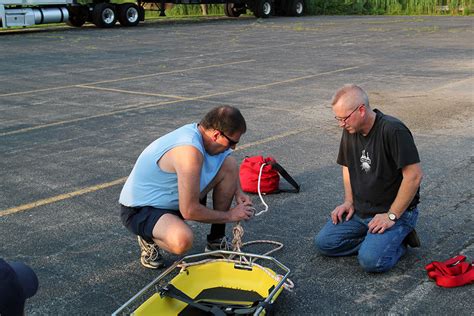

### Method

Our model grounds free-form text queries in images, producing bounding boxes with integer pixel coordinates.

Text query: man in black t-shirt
[315,84,423,273]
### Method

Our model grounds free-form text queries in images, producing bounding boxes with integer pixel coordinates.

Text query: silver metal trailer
[0,0,304,29]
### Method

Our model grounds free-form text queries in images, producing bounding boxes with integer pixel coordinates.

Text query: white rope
[251,162,269,216]
[208,160,294,291]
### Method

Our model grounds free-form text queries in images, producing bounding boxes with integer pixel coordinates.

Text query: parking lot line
[0,59,256,98]
[0,177,127,217]
[1,65,360,137]
[0,127,310,217]
[76,85,191,100]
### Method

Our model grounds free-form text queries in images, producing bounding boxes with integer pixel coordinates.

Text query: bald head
[331,84,370,110]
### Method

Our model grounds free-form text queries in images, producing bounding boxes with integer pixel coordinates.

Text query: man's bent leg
[358,209,419,273]
[315,216,368,256]
[201,156,239,248]
[210,156,239,212]
[152,214,194,255]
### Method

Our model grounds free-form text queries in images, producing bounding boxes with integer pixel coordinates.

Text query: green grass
[305,0,472,15]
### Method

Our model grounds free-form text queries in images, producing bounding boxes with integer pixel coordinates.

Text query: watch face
[389,213,396,221]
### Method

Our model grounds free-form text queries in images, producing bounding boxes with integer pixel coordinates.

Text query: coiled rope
[178,162,295,291]
[229,162,293,291]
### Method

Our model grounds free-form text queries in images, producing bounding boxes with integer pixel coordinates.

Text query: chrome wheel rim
[102,8,115,24]
[127,8,139,23]
[263,2,271,15]
[296,2,303,14]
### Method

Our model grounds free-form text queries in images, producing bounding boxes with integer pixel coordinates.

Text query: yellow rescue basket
[113,251,291,316]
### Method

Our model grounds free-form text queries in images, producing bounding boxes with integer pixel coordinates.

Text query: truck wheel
[287,0,304,16]
[224,3,241,18]
[92,3,117,28]
[67,7,88,27]
[254,0,272,18]
[224,3,245,17]
[118,3,140,26]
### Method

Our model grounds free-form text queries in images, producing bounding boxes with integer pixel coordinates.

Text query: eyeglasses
[335,105,362,123]
[220,131,239,146]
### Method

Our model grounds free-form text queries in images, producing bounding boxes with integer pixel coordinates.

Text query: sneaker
[137,236,164,269]
[403,229,421,248]
[205,236,232,252]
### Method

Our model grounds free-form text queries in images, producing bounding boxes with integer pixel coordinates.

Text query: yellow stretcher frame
[112,251,291,316]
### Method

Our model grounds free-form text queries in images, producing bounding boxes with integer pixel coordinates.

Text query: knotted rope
[226,162,293,291]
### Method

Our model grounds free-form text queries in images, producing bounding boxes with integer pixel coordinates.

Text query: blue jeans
[314,208,418,273]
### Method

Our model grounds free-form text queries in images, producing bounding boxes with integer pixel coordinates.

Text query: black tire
[224,3,243,17]
[66,7,88,27]
[287,0,304,16]
[118,3,140,27]
[254,0,272,18]
[92,3,117,28]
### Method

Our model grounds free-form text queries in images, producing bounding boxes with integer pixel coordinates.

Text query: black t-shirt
[337,109,420,217]
[0,259,25,316]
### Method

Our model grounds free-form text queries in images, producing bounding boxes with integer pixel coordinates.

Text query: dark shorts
[120,205,183,243]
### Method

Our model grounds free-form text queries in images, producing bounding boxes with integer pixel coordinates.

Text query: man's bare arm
[169,146,252,223]
[388,162,423,218]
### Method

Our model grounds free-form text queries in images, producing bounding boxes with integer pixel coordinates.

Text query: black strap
[270,162,300,193]
[233,300,272,315]
[160,284,226,316]
[160,284,270,315]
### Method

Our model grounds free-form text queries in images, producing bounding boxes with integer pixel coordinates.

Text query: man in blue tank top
[120,106,254,269]
[315,84,424,273]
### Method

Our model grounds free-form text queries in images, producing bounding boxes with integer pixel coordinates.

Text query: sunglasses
[219,131,239,146]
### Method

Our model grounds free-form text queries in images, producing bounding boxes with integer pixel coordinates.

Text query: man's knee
[164,230,194,255]
[357,249,395,273]
[314,230,339,256]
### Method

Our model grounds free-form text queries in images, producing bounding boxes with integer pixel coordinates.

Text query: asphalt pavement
[0,15,473,315]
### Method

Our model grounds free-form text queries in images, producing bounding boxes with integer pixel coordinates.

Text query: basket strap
[233,300,272,314]
[159,284,226,316]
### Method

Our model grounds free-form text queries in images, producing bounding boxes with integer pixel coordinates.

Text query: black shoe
[403,229,421,248]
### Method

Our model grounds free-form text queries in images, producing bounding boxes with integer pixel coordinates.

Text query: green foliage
[305,0,472,14]
[143,4,224,17]
[79,0,471,16]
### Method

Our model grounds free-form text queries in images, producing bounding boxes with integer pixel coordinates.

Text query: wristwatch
[387,211,398,222]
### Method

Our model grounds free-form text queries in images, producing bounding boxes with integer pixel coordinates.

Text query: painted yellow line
[0,128,311,217]
[0,60,255,97]
[237,128,311,150]
[1,65,360,137]
[0,177,127,217]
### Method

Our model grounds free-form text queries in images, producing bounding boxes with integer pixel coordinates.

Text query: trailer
[0,0,304,29]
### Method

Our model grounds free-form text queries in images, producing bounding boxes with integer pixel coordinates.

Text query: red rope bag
[239,156,300,194]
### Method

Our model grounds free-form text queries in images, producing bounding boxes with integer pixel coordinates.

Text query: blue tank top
[119,123,232,209]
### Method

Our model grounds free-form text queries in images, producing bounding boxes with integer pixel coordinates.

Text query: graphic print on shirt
[360,149,371,173]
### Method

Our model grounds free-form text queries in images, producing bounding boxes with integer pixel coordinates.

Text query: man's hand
[235,192,252,206]
[368,213,395,234]
[331,201,354,224]
[229,203,254,222]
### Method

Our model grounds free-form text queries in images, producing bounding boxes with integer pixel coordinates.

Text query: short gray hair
[331,84,370,109]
